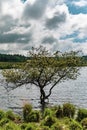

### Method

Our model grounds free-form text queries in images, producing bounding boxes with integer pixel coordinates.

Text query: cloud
[0,14,32,44]
[72,0,87,7]
[42,36,57,44]
[0,32,32,44]
[45,12,66,30]
[1,0,24,19]
[23,0,49,20]
[0,15,17,33]
[0,0,87,55]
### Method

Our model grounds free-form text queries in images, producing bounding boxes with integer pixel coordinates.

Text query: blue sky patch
[21,0,27,3]
[73,37,87,43]
[60,31,79,40]
[66,1,87,14]
[60,30,87,43]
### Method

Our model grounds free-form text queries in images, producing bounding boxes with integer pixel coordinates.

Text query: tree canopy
[2,46,81,110]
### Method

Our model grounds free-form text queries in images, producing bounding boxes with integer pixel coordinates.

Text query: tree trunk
[40,87,47,113]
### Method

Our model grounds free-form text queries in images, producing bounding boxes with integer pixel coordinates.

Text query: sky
[0,0,87,55]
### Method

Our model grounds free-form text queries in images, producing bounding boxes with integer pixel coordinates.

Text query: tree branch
[45,75,65,99]
[45,68,72,99]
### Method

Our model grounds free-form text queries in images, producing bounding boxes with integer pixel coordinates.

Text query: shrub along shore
[0,103,87,130]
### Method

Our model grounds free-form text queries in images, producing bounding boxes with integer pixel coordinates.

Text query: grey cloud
[19,23,31,28]
[0,15,31,33]
[0,50,10,54]
[0,15,17,33]
[23,45,32,50]
[0,14,32,44]
[45,12,66,30]
[42,36,57,44]
[0,3,2,12]
[23,0,49,20]
[0,33,32,44]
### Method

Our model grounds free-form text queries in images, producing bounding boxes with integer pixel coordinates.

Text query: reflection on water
[0,67,87,113]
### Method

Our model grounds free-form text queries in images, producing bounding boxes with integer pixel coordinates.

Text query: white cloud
[1,0,24,18]
[72,0,87,7]
[0,0,87,55]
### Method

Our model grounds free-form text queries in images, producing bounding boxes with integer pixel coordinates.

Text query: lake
[0,67,87,113]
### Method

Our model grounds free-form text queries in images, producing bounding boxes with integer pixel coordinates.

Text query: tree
[2,46,80,111]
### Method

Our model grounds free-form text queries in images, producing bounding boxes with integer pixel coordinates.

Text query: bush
[69,119,82,130]
[38,126,50,130]
[81,118,87,129]
[14,114,22,123]
[0,118,9,127]
[55,106,63,118]
[23,103,32,122]
[0,110,5,120]
[0,126,4,130]
[43,108,53,118]
[6,110,15,121]
[63,103,75,118]
[51,122,69,130]
[62,117,72,125]
[26,110,40,122]
[25,123,36,130]
[77,108,87,122]
[42,115,56,127]
[4,121,21,130]
[20,123,28,130]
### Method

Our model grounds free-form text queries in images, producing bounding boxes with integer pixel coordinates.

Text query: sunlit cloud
[0,0,87,55]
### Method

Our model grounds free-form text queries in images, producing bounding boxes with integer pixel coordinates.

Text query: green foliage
[77,108,87,122]
[23,103,32,122]
[69,119,83,130]
[0,62,24,69]
[6,110,15,121]
[4,121,21,130]
[20,123,28,130]
[14,114,22,123]
[25,123,36,130]
[0,105,87,130]
[0,127,4,130]
[0,110,5,120]
[26,110,40,122]
[43,108,54,118]
[0,118,9,127]
[63,103,76,118]
[0,53,27,62]
[55,106,63,118]
[82,56,87,66]
[37,126,50,130]
[81,118,87,129]
[51,122,69,130]
[42,115,56,127]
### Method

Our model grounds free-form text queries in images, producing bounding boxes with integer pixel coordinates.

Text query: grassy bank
[0,103,87,130]
[0,62,24,69]
[0,59,87,70]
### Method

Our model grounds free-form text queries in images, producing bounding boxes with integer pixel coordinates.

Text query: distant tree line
[0,54,28,62]
[81,56,87,66]
[83,56,87,61]
[0,53,87,65]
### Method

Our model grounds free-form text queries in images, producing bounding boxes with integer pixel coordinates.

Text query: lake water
[0,67,87,113]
